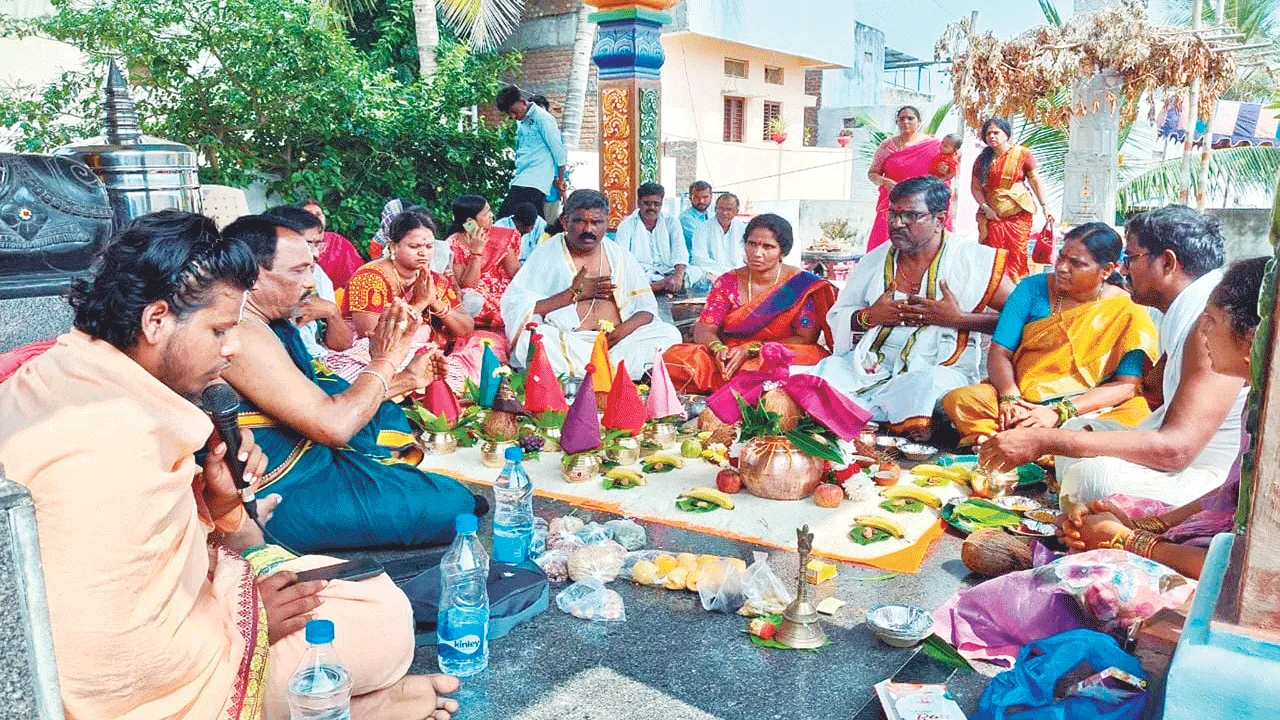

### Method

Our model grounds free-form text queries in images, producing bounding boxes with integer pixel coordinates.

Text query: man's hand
[368,300,422,368]
[862,284,901,327]
[259,571,326,645]
[394,347,442,396]
[202,428,268,523]
[977,427,1049,472]
[577,271,616,300]
[293,295,341,327]
[905,281,964,328]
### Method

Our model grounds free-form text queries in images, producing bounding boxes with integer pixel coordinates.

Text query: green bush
[0,0,519,254]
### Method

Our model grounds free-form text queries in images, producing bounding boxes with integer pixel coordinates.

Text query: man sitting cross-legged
[220,213,478,552]
[502,189,682,380]
[0,210,460,720]
[981,205,1248,507]
[797,176,1015,440]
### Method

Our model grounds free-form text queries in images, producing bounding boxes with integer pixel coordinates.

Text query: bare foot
[352,674,461,720]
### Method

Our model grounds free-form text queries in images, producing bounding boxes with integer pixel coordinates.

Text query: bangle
[854,308,873,330]
[368,357,396,374]
[358,368,391,396]
[242,544,298,578]
[708,341,727,354]
[1124,529,1162,559]
[746,341,763,358]
[1134,516,1169,534]
[998,394,1021,405]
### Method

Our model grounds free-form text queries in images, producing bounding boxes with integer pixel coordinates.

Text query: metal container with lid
[54,60,200,231]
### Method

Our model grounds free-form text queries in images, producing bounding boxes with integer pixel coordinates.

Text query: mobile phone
[463,218,480,236]
[294,557,385,584]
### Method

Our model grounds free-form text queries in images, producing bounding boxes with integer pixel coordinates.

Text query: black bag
[385,553,549,646]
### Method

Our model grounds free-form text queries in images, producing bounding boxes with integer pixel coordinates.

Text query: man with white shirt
[263,205,354,358]
[980,205,1248,508]
[615,182,693,293]
[496,202,547,261]
[690,193,747,285]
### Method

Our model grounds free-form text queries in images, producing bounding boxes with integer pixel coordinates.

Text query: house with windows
[501,0,885,202]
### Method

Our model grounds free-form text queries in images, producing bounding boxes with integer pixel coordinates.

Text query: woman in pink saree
[866,106,946,252]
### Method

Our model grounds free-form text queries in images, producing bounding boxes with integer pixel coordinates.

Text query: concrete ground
[366,483,992,720]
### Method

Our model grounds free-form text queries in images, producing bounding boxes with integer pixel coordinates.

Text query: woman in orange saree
[664,214,836,394]
[971,118,1053,279]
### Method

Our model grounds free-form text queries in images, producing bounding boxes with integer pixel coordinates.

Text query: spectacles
[1122,251,1150,268]
[886,210,935,225]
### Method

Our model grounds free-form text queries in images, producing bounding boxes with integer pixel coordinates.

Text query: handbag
[976,628,1147,720]
[1030,217,1057,265]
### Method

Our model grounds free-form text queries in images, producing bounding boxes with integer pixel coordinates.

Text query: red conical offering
[560,364,603,455]
[421,378,460,426]
[602,360,647,437]
[524,336,568,414]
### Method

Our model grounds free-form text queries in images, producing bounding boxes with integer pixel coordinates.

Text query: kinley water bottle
[437,513,490,676]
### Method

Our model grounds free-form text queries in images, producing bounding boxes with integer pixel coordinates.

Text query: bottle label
[439,633,483,656]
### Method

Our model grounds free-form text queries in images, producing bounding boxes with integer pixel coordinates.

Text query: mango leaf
[786,429,845,464]
[921,634,974,672]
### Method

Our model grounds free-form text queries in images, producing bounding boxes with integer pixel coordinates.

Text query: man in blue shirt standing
[496,85,567,220]
[679,180,713,256]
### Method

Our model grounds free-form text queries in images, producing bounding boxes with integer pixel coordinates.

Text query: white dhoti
[1053,269,1247,506]
[502,233,682,380]
[797,236,1007,434]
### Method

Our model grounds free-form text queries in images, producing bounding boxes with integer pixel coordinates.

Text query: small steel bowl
[899,443,938,462]
[866,604,935,648]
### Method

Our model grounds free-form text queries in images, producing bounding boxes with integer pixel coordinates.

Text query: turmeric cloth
[0,331,413,720]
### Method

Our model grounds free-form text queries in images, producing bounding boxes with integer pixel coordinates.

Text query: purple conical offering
[560,365,603,454]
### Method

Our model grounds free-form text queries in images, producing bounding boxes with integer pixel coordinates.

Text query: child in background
[931,134,963,223]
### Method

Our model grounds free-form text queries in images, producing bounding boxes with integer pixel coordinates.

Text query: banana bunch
[850,515,906,542]
[879,485,943,509]
[678,486,735,510]
[604,467,646,489]
[641,454,685,473]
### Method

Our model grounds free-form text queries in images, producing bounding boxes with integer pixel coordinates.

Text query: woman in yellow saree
[943,223,1157,445]
[664,214,836,394]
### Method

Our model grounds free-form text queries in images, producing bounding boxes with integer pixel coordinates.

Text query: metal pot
[561,453,602,484]
[738,436,827,500]
[606,435,641,466]
[642,422,678,450]
[418,431,457,456]
[480,440,515,468]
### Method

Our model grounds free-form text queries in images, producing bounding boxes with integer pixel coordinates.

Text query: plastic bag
[534,549,570,583]
[739,552,794,616]
[549,516,585,536]
[568,540,627,582]
[603,519,647,551]
[576,522,611,546]
[697,557,747,613]
[546,531,585,554]
[556,578,626,622]
[531,517,549,559]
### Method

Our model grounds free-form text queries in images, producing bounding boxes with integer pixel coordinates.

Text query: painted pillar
[1061,0,1123,227]
[586,0,674,229]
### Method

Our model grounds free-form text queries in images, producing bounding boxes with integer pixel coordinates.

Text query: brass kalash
[775,525,828,649]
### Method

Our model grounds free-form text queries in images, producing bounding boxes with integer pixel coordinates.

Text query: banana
[879,486,943,509]
[679,486,735,510]
[644,454,685,469]
[851,515,906,539]
[605,467,646,486]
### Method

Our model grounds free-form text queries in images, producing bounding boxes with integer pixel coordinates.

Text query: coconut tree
[561,3,594,149]
[413,0,526,79]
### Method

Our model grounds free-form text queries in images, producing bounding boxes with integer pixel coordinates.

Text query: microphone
[200,383,258,520]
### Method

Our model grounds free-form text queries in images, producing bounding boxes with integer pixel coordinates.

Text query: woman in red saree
[867,106,945,252]
[445,194,521,332]
[665,214,836,394]
[971,118,1053,279]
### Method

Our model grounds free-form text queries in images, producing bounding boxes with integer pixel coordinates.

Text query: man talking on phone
[0,211,462,720]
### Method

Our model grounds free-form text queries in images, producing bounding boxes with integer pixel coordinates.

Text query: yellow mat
[421,447,962,574]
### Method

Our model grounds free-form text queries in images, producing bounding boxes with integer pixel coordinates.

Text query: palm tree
[561,3,594,149]
[412,0,527,79]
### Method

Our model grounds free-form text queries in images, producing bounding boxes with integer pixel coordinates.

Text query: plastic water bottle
[437,513,490,677]
[491,446,533,565]
[287,619,352,720]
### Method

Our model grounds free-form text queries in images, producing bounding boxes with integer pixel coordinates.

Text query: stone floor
[366,483,992,720]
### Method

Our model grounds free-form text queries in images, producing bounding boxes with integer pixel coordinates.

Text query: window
[763,101,782,141]
[724,58,748,79]
[764,66,784,85]
[723,96,745,143]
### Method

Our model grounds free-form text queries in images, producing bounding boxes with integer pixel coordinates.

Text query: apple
[716,468,743,494]
[813,483,844,508]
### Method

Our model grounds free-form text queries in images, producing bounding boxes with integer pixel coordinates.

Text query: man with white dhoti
[690,193,747,285]
[797,176,1014,439]
[981,206,1248,508]
[502,189,682,380]
[615,182,695,293]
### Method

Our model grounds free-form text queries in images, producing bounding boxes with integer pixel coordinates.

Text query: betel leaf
[403,403,452,433]
[676,497,720,513]
[786,429,845,464]
[921,634,974,672]
[880,498,925,514]
[735,391,782,441]
[848,525,893,545]
[532,410,566,429]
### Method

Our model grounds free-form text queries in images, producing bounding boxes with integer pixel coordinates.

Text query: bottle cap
[504,446,524,462]
[305,619,335,645]
[455,513,479,535]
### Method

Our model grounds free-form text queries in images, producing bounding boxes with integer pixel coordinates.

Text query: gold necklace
[746,264,783,304]
[1051,275,1102,314]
